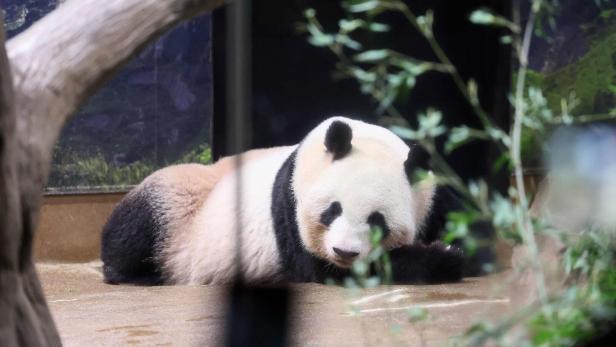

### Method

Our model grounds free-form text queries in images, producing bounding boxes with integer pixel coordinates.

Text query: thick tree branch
[0,1,225,344]
[0,13,18,270]
[7,0,224,188]
[1,12,62,346]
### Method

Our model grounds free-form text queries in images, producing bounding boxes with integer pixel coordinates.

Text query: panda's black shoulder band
[325,120,352,160]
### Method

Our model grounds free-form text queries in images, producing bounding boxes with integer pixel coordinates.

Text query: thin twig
[395,3,504,141]
[511,0,548,303]
[552,112,616,124]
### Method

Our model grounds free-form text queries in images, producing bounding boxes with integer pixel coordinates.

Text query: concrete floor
[38,262,513,347]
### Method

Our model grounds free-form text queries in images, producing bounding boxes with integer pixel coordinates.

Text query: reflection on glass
[2,0,213,193]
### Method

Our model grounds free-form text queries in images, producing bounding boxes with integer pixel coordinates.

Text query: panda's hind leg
[101,188,165,285]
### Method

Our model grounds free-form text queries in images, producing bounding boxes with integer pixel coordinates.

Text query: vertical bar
[226,0,252,280]
[224,2,290,347]
[226,0,251,156]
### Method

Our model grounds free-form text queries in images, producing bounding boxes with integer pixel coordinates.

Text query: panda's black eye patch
[320,201,342,226]
[367,212,390,240]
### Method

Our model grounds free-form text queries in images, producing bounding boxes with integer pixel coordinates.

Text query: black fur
[416,185,457,245]
[271,150,348,282]
[101,188,164,285]
[324,121,353,160]
[100,141,489,286]
[319,201,342,226]
[405,142,431,184]
[416,185,496,277]
[458,220,496,276]
[390,242,464,284]
[271,149,468,284]
[333,248,359,260]
[367,211,390,240]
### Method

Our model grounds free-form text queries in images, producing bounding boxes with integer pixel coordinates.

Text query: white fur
[161,146,296,284]
[155,116,436,283]
[293,117,435,266]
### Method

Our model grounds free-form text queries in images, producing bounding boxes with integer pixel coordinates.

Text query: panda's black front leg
[389,242,465,284]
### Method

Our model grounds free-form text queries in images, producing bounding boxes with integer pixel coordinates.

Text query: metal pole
[226,0,252,281]
[224,1,290,346]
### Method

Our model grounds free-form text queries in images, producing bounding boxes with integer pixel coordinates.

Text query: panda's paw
[422,241,465,283]
[389,242,464,284]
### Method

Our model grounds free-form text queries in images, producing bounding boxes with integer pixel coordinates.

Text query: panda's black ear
[404,142,431,182]
[325,121,353,160]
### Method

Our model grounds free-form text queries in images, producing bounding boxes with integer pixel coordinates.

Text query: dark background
[213,0,512,186]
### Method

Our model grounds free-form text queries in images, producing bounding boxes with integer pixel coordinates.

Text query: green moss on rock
[540,23,616,115]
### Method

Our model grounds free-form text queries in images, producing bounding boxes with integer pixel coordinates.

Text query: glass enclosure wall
[2,0,213,193]
[525,2,616,166]
[528,3,615,116]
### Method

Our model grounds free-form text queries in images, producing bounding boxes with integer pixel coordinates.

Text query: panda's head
[293,117,435,268]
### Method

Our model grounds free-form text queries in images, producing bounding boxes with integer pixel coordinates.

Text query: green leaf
[417,109,446,138]
[405,76,416,88]
[347,0,382,13]
[344,277,358,289]
[420,109,441,127]
[416,10,434,37]
[306,22,335,47]
[445,126,472,153]
[491,152,511,172]
[469,9,495,25]
[600,9,615,19]
[303,8,316,18]
[407,307,428,322]
[386,73,403,87]
[353,49,389,62]
[368,246,384,261]
[390,125,419,140]
[486,127,511,146]
[467,79,479,106]
[464,322,490,337]
[370,225,384,244]
[469,8,517,31]
[339,19,365,33]
[410,169,430,185]
[337,35,363,50]
[368,22,390,32]
[468,180,488,202]
[308,35,335,47]
[499,35,512,44]
[394,59,432,77]
[390,324,402,335]
[352,260,369,276]
[364,277,381,288]
[348,67,376,83]
[377,88,397,113]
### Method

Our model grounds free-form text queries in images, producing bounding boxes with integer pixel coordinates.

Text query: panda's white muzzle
[324,217,370,268]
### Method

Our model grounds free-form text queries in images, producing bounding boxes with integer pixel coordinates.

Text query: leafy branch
[510,0,547,303]
[304,0,616,346]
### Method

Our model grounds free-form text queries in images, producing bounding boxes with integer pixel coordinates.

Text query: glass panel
[528,3,616,116]
[2,0,213,193]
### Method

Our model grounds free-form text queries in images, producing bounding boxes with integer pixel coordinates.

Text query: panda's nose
[333,247,359,260]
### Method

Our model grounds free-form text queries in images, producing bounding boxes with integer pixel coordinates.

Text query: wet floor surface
[38,262,513,346]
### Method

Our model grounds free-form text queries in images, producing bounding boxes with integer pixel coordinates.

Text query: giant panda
[101,117,476,285]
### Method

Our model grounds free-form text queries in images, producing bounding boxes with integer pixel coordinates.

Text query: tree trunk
[0,0,224,344]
